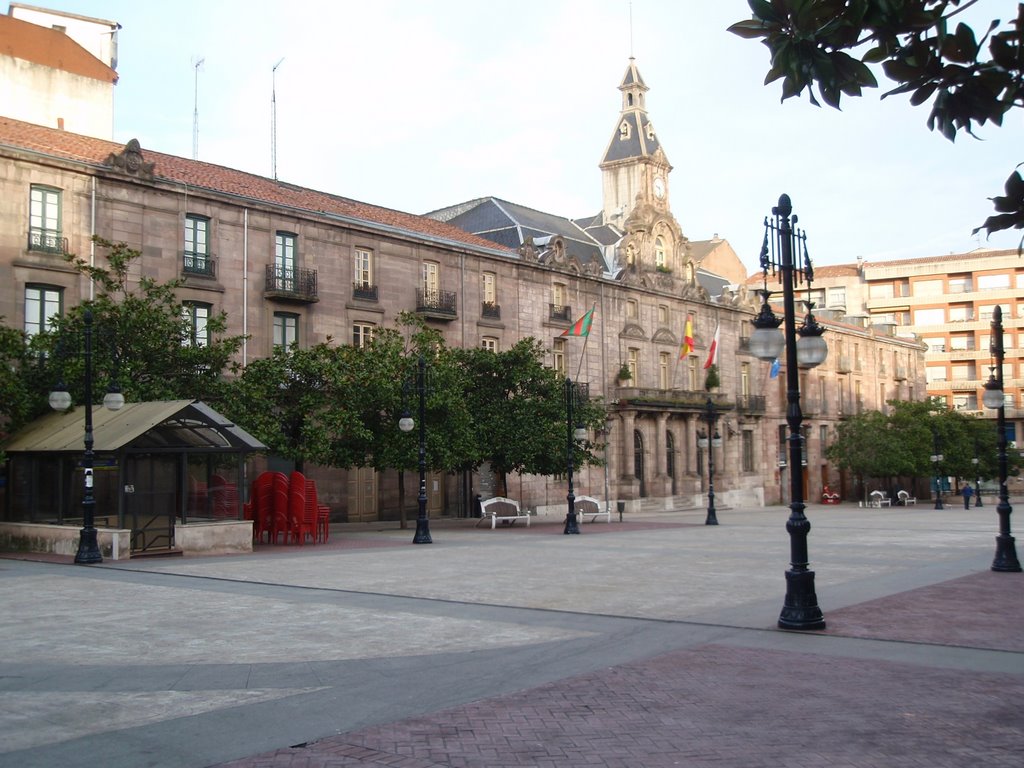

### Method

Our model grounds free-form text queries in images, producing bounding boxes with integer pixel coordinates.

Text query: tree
[453,339,607,496]
[36,238,247,405]
[0,321,39,453]
[729,1,1024,246]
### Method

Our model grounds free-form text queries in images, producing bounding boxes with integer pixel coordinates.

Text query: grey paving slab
[1,503,1021,768]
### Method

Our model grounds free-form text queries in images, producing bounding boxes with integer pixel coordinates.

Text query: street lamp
[698,397,723,525]
[399,355,432,544]
[982,306,1021,572]
[749,194,828,631]
[930,426,944,510]
[564,377,587,535]
[48,309,124,564]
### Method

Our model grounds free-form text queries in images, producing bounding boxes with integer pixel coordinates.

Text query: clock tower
[600,57,672,229]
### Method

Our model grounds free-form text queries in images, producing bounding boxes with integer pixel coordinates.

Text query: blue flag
[770,358,781,378]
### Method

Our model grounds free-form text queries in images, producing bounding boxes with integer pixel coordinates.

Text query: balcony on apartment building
[27,227,68,255]
[415,288,457,319]
[352,281,378,301]
[264,264,319,302]
[735,394,766,414]
[481,301,501,320]
[182,251,217,278]
[615,387,731,412]
[550,304,572,322]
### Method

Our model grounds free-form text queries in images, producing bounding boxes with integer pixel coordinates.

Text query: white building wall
[0,57,114,137]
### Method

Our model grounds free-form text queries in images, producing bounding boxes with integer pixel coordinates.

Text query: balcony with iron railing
[352,282,378,301]
[27,228,68,255]
[735,394,766,414]
[550,304,571,322]
[615,387,730,412]
[416,288,457,318]
[264,264,319,302]
[183,251,216,278]
[482,301,501,319]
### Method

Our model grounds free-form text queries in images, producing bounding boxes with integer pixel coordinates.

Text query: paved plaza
[1,502,1022,767]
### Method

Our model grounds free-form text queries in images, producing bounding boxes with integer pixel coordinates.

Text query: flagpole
[574,302,596,381]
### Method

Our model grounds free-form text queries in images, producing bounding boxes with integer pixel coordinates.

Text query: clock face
[653,176,666,199]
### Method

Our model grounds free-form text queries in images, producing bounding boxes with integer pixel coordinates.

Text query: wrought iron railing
[183,251,216,278]
[265,264,318,301]
[353,282,378,301]
[550,304,571,321]
[482,301,501,319]
[416,288,457,316]
[28,228,67,254]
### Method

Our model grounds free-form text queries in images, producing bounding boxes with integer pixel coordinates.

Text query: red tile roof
[0,14,117,83]
[0,116,515,254]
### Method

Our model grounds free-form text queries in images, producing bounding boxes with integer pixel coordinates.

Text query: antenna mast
[192,56,205,160]
[272,57,284,180]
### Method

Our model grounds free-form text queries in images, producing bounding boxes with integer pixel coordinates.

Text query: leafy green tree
[826,408,894,499]
[453,339,607,496]
[729,1,1024,245]
[0,321,40,454]
[36,238,246,405]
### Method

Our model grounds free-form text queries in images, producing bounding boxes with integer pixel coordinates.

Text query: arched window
[655,237,667,269]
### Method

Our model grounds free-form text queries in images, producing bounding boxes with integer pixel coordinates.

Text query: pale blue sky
[40,0,1024,271]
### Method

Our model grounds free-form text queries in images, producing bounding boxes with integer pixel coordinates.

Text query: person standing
[961,482,974,510]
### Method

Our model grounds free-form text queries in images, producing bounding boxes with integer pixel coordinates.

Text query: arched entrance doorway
[634,429,646,498]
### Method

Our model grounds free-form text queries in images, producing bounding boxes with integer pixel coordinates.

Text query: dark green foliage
[730,1,1024,246]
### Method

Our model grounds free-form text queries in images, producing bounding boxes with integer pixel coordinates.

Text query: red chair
[305,478,331,543]
[249,472,276,543]
[289,471,315,545]
[270,471,291,544]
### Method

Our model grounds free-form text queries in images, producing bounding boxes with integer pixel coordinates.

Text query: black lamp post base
[992,534,1022,572]
[564,512,580,534]
[413,518,432,544]
[74,527,103,564]
[778,569,826,630]
[705,509,719,526]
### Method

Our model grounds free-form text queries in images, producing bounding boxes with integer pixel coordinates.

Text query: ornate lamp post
[930,426,944,510]
[563,377,588,535]
[399,355,432,544]
[48,309,125,564]
[698,397,723,526]
[982,306,1021,572]
[748,194,828,631]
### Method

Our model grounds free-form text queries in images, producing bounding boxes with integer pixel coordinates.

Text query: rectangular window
[25,284,62,336]
[628,348,639,384]
[275,232,297,290]
[948,276,972,293]
[422,261,439,296]
[914,308,945,325]
[353,322,374,348]
[552,338,566,374]
[687,357,698,390]
[273,312,298,350]
[626,299,638,319]
[658,352,669,389]
[742,431,754,472]
[481,336,498,352]
[741,362,751,397]
[184,215,211,275]
[869,283,894,299]
[948,304,973,322]
[977,274,1011,290]
[29,185,62,252]
[827,287,846,308]
[482,272,496,305]
[913,279,943,296]
[354,248,373,287]
[658,304,669,325]
[182,302,211,346]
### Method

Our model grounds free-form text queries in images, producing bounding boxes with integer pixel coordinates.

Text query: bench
[868,490,892,508]
[897,490,917,506]
[478,496,530,529]
[574,495,610,523]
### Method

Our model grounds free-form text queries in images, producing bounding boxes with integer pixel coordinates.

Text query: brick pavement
[212,570,1024,768]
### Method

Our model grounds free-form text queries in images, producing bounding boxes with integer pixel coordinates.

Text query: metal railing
[550,304,571,321]
[265,265,318,301]
[183,251,216,278]
[416,288,457,316]
[353,282,378,301]
[482,301,501,319]
[28,228,67,254]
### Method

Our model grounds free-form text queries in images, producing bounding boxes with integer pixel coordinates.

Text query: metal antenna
[629,0,634,58]
[192,56,205,160]
[272,57,284,180]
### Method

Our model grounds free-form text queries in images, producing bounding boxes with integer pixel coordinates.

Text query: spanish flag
[561,307,594,337]
[679,318,694,359]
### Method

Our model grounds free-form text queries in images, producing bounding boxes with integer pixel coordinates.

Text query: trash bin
[616,500,625,522]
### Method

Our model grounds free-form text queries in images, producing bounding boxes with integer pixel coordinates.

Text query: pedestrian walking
[961,483,974,510]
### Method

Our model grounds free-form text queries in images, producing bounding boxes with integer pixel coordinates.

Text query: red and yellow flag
[679,318,694,359]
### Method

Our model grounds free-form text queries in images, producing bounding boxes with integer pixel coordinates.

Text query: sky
[39,0,1024,273]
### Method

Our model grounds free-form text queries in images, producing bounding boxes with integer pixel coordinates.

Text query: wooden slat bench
[477,496,529,529]
[574,495,610,523]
